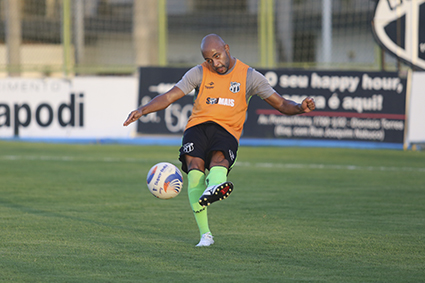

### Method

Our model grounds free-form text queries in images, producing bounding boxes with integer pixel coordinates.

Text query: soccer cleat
[196,232,214,247]
[198,181,233,207]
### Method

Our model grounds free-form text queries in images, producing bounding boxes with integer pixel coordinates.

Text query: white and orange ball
[146,162,183,199]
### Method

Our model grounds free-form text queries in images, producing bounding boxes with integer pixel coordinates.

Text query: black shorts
[179,122,239,174]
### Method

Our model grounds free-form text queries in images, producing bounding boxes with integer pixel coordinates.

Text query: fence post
[133,0,159,66]
[258,0,266,68]
[62,0,72,77]
[321,0,332,67]
[258,0,275,68]
[266,0,275,67]
[5,0,21,76]
[158,0,168,66]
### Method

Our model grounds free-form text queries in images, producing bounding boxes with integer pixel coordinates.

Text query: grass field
[0,140,424,282]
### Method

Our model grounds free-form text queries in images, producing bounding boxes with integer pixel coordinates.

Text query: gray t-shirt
[175,62,276,103]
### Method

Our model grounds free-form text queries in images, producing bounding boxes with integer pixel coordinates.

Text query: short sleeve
[175,65,203,95]
[246,68,276,99]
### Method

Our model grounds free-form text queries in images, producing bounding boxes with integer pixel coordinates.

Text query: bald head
[200,34,235,74]
[201,34,226,52]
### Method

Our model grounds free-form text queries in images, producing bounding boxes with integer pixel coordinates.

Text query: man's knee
[185,155,205,172]
[210,151,229,168]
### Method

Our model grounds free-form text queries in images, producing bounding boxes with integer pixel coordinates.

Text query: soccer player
[124,34,315,247]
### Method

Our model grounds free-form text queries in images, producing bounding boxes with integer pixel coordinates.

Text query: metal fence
[0,0,400,77]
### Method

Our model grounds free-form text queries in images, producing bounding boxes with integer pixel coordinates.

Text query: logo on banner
[372,0,425,70]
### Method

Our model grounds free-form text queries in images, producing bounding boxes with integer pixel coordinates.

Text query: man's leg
[187,169,209,236]
[206,150,229,187]
[199,151,233,207]
[184,155,214,246]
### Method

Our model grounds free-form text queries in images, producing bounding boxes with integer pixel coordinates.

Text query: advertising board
[0,77,138,138]
[407,72,425,144]
[137,68,407,144]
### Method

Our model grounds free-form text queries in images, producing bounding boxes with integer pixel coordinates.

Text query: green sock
[187,170,209,237]
[205,166,228,188]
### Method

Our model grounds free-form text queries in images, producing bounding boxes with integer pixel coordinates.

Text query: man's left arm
[264,93,315,115]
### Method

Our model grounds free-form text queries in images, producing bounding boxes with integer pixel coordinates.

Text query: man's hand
[301,97,315,113]
[123,109,143,126]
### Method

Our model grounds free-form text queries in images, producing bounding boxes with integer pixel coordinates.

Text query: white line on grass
[2,155,425,173]
[236,162,425,172]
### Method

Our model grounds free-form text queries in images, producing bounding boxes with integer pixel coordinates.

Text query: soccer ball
[146,162,183,199]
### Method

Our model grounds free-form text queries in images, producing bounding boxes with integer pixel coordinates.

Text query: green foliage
[0,141,424,282]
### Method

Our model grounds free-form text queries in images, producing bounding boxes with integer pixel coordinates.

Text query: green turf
[0,140,424,282]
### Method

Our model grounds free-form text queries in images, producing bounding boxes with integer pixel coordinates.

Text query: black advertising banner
[245,70,407,144]
[137,67,193,135]
[137,67,407,144]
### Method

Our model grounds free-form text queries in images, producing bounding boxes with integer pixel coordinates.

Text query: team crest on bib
[229,82,241,93]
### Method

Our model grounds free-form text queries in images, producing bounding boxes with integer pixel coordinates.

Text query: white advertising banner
[0,77,138,138]
[407,72,425,144]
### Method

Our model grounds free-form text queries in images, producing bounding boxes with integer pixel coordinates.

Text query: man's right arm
[123,65,202,127]
[123,86,185,126]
